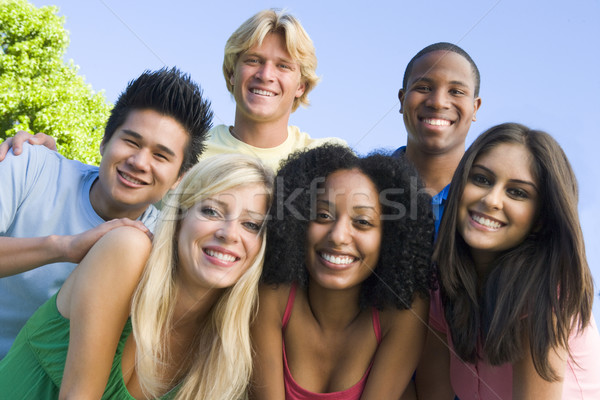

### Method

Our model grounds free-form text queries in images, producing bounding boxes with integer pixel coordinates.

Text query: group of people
[0,8,598,400]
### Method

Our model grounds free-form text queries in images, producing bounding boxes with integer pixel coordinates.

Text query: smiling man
[393,43,482,231]
[0,68,213,357]
[201,9,346,171]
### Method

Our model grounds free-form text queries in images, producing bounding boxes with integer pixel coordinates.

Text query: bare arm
[512,331,566,400]
[58,226,152,400]
[249,284,288,400]
[361,296,429,400]
[0,131,57,161]
[415,328,454,400]
[0,218,151,278]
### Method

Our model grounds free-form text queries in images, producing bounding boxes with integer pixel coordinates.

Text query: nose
[481,186,503,210]
[216,219,240,243]
[128,149,151,172]
[255,61,275,81]
[425,88,450,110]
[328,218,352,246]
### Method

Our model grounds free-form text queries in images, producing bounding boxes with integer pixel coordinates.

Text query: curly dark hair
[263,144,435,309]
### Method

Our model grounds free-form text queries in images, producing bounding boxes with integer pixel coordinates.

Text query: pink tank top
[282,284,382,400]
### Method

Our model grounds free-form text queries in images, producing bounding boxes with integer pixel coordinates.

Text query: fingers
[0,137,14,162]
[0,131,57,162]
[28,132,57,151]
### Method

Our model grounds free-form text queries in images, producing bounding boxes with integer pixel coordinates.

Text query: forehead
[114,109,188,148]
[408,50,476,88]
[245,32,293,59]
[320,169,380,207]
[210,184,269,213]
[474,143,536,181]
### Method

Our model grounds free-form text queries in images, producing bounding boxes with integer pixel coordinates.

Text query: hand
[60,219,152,264]
[0,131,57,161]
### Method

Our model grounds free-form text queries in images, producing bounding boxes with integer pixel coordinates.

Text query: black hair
[103,67,213,175]
[263,144,435,309]
[403,42,480,97]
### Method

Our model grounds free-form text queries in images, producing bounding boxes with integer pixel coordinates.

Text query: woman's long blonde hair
[131,154,274,399]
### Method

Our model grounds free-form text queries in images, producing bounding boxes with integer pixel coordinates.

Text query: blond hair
[131,154,274,399]
[223,8,319,111]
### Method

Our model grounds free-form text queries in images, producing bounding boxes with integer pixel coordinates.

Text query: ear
[170,174,184,190]
[295,80,306,98]
[398,89,406,114]
[99,140,106,156]
[229,73,235,87]
[472,97,482,121]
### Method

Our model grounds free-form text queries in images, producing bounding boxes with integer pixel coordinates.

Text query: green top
[0,292,177,399]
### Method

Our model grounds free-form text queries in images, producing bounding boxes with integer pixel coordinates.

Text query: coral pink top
[282,284,382,400]
[429,289,600,399]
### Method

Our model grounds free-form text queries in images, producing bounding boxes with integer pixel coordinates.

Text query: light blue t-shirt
[0,144,158,357]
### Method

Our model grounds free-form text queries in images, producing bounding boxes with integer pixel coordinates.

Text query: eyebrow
[473,164,538,192]
[205,198,266,220]
[122,129,177,158]
[412,76,470,88]
[316,199,379,213]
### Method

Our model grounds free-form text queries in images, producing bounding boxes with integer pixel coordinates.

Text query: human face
[306,169,382,291]
[92,109,188,220]
[400,51,481,156]
[176,184,268,295]
[458,143,539,267]
[230,33,306,126]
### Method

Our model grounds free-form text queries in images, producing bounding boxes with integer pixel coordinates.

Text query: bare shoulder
[257,283,293,320]
[378,296,429,335]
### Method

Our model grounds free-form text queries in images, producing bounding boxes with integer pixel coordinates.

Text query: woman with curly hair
[250,144,435,399]
[0,154,274,399]
[416,123,600,399]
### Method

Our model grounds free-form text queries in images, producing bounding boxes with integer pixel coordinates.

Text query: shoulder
[287,126,348,148]
[378,295,429,336]
[93,226,152,266]
[258,283,293,317]
[206,124,229,142]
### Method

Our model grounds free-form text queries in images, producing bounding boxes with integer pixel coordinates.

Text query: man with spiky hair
[0,67,213,357]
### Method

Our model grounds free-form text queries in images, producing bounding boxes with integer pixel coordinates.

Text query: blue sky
[30,0,600,323]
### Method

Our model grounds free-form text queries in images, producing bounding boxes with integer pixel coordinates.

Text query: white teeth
[424,118,451,126]
[205,249,237,262]
[472,214,502,229]
[251,88,275,96]
[120,172,144,185]
[320,252,355,265]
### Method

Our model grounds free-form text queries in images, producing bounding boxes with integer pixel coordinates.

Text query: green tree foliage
[0,0,111,165]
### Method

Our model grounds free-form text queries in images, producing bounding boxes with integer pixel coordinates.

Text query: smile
[118,170,147,185]
[319,252,357,265]
[422,118,452,126]
[470,212,504,229]
[204,248,239,262]
[250,88,275,96]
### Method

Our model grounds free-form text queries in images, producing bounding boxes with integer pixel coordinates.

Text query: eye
[154,153,168,161]
[450,88,466,96]
[243,221,262,232]
[124,138,139,147]
[200,206,221,219]
[507,188,529,199]
[415,85,431,93]
[354,218,374,228]
[315,211,333,222]
[245,57,260,64]
[278,63,292,70]
[470,173,491,186]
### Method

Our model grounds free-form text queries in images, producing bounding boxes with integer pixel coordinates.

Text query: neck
[89,178,146,221]
[306,280,363,330]
[231,112,290,148]
[405,145,464,194]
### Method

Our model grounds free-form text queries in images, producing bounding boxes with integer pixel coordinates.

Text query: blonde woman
[0,154,274,399]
